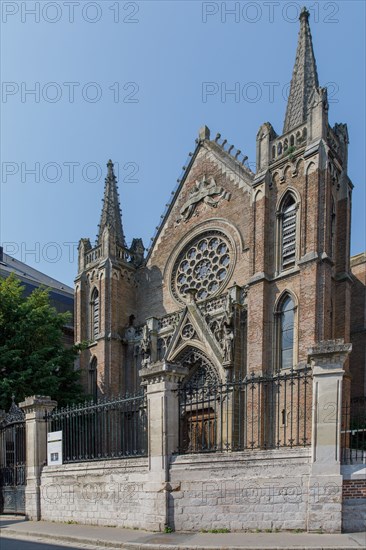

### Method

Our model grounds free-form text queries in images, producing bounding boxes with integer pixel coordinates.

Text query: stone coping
[42,456,149,475]
[171,447,311,466]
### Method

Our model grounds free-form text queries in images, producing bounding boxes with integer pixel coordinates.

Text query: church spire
[97,159,126,246]
[283,7,319,134]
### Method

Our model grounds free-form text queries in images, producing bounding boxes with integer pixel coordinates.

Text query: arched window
[330,198,336,258]
[88,357,98,401]
[280,194,297,270]
[90,288,99,340]
[276,294,296,370]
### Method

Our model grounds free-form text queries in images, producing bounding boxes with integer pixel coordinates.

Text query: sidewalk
[1,517,365,550]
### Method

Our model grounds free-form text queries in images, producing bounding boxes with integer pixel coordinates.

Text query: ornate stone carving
[221,294,235,365]
[140,324,151,367]
[171,230,232,303]
[181,323,195,340]
[222,322,234,364]
[178,347,220,388]
[179,175,231,222]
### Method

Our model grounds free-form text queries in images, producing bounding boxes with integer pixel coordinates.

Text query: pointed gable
[283,7,319,134]
[166,292,224,367]
[146,127,254,266]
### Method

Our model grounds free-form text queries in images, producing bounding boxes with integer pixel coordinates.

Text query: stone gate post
[19,395,57,520]
[307,340,352,533]
[140,361,188,530]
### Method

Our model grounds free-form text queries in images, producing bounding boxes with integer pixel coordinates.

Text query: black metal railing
[46,391,147,463]
[341,397,366,464]
[0,400,26,515]
[177,367,312,454]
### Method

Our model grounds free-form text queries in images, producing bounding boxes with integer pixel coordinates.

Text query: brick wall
[342,465,366,533]
[350,253,366,399]
[343,479,366,499]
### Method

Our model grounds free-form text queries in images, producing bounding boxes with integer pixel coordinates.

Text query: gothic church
[75,8,365,404]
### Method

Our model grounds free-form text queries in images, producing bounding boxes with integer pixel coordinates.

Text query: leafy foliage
[0,274,84,410]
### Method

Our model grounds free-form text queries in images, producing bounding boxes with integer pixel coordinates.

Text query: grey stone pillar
[307,340,351,533]
[140,361,188,529]
[19,395,57,520]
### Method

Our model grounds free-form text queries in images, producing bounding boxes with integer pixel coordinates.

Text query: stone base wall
[39,451,364,533]
[40,458,165,531]
[168,448,312,532]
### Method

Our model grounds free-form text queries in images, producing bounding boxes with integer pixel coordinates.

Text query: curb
[0,528,364,550]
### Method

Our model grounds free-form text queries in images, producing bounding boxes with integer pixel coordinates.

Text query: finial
[199,125,210,140]
[107,159,114,177]
[300,6,310,21]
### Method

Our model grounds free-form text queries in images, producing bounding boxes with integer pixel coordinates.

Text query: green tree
[0,274,85,410]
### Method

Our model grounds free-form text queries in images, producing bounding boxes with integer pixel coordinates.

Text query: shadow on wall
[136,264,166,323]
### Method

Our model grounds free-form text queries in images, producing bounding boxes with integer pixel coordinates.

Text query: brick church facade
[75,8,365,405]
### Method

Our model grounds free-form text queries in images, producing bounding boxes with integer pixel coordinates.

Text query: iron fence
[46,391,147,463]
[0,399,26,514]
[341,397,366,464]
[177,367,312,453]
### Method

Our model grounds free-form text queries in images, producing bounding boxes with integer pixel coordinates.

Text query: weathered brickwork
[67,12,364,538]
[341,465,366,533]
[74,8,363,404]
[343,479,366,499]
[350,254,366,399]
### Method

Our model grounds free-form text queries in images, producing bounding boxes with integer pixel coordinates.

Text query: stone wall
[168,448,312,532]
[40,458,165,531]
[38,446,364,533]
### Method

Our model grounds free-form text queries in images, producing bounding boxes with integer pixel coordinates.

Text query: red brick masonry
[343,480,366,500]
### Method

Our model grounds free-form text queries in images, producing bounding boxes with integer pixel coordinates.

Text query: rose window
[172,231,232,303]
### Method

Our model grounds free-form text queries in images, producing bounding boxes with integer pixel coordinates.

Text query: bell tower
[249,7,352,373]
[75,160,141,398]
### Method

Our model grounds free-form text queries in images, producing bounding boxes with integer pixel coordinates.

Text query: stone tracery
[172,231,232,303]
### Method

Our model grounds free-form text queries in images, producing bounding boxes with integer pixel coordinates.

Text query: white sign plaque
[47,430,63,465]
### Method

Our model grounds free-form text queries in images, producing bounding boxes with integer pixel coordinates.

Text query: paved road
[1,518,366,550]
[1,536,108,550]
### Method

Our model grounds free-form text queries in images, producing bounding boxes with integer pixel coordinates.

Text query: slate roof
[0,246,74,322]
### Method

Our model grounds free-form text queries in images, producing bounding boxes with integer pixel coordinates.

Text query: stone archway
[176,347,221,452]
[177,347,220,388]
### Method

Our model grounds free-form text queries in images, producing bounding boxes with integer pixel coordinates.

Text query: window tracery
[172,231,232,303]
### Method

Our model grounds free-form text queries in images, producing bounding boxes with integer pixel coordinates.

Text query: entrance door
[0,401,26,515]
[182,408,216,452]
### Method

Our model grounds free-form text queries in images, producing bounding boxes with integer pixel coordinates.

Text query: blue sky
[1,0,365,286]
